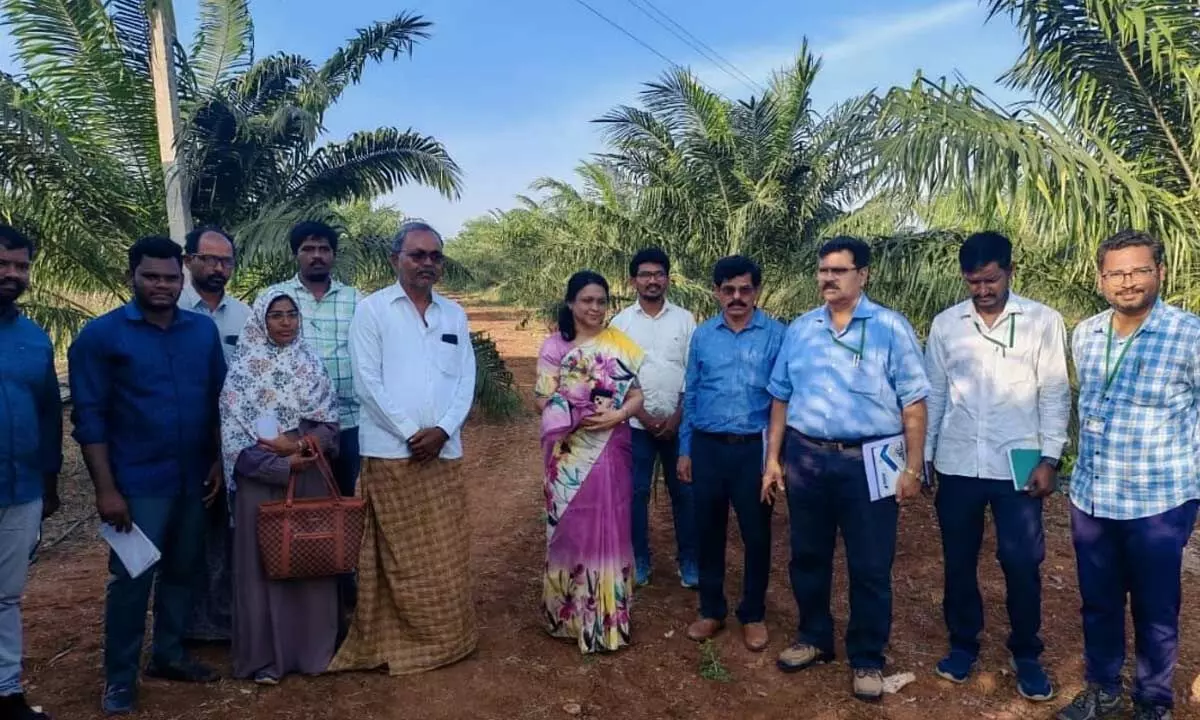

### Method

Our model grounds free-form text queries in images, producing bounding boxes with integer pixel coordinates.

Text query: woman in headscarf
[220,288,340,684]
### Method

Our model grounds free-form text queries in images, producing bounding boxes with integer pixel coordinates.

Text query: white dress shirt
[924,293,1070,480]
[350,284,476,460]
[611,299,696,430]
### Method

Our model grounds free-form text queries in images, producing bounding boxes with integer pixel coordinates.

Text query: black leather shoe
[145,658,219,683]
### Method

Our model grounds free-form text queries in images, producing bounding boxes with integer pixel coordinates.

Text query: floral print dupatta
[535,327,643,653]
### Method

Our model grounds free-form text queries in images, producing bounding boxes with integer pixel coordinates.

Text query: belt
[697,431,761,445]
[789,430,872,452]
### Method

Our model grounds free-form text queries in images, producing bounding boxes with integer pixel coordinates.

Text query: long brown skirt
[327,457,477,675]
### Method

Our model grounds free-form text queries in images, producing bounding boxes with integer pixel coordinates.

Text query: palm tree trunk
[148,0,192,245]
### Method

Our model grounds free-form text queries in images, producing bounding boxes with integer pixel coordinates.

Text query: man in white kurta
[330,220,478,676]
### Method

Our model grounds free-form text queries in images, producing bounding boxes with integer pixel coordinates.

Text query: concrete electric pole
[147,0,193,246]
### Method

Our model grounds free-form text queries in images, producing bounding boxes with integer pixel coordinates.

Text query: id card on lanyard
[1086,321,1141,437]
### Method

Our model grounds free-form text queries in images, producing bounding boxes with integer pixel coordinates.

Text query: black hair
[184,225,236,255]
[818,236,871,268]
[128,235,183,272]
[711,255,761,288]
[1097,229,1165,268]
[390,220,444,254]
[0,224,34,260]
[557,270,609,342]
[590,387,614,399]
[959,231,1012,273]
[288,221,339,255]
[629,247,670,277]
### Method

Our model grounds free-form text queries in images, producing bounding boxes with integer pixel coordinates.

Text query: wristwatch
[1039,456,1061,470]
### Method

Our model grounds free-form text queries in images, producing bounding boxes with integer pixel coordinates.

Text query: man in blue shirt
[69,236,226,715]
[1056,231,1200,720]
[0,225,61,720]
[763,236,929,703]
[679,256,785,653]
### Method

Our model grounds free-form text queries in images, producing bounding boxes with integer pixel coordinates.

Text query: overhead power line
[623,0,766,95]
[567,0,684,73]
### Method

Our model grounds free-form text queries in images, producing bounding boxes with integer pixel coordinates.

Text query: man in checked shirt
[1056,230,1200,720]
[261,220,362,637]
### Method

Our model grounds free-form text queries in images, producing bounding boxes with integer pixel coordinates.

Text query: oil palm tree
[869,0,1200,316]
[0,0,460,340]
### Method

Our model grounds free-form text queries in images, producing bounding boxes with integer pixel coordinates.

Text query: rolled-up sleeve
[68,324,110,446]
[38,350,63,475]
[889,315,931,407]
[767,326,795,402]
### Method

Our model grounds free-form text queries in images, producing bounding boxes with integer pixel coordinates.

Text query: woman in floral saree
[535,271,645,653]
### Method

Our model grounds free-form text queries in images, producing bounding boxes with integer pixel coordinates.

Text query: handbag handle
[283,435,342,507]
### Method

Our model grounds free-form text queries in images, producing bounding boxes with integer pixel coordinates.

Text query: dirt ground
[22,303,1200,719]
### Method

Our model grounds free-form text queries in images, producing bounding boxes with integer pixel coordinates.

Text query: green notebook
[1008,448,1042,491]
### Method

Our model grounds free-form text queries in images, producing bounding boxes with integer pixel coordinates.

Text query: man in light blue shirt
[678,256,785,654]
[762,236,929,703]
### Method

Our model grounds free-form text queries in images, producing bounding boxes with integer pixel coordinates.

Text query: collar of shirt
[122,301,192,327]
[633,299,678,320]
[718,307,770,332]
[379,282,450,313]
[1087,298,1166,338]
[957,292,1029,325]
[0,304,19,323]
[284,274,349,300]
[179,282,228,313]
[815,293,876,332]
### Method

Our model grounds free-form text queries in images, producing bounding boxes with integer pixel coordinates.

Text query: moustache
[728,301,748,308]
[822,283,838,291]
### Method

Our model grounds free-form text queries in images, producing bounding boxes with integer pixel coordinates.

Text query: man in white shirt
[178,226,250,645]
[611,248,698,588]
[330,220,478,675]
[924,231,1070,702]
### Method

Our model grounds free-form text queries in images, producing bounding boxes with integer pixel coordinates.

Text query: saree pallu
[536,327,643,653]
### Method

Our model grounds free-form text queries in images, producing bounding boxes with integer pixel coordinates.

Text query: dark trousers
[631,428,696,572]
[1071,500,1198,708]
[692,432,772,624]
[334,428,361,621]
[936,474,1044,660]
[784,430,897,669]
[105,493,206,687]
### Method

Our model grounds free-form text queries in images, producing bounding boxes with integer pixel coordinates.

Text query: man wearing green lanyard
[1056,231,1200,720]
[923,232,1070,701]
[761,236,929,703]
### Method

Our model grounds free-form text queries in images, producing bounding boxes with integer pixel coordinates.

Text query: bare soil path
[22,302,1200,719]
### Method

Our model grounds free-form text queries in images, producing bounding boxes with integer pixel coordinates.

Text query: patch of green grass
[698,640,733,682]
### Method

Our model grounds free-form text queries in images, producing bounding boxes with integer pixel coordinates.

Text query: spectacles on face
[405,250,445,265]
[265,310,300,321]
[191,254,235,269]
[1100,266,1157,284]
[635,270,667,281]
[717,285,756,298]
[818,266,858,278]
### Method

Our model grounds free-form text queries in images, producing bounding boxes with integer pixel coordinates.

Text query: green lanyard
[828,318,866,366]
[1103,321,1139,394]
[973,314,1016,357]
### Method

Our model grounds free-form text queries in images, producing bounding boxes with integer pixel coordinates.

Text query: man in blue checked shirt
[1055,231,1200,720]
[761,236,929,704]
[678,255,785,654]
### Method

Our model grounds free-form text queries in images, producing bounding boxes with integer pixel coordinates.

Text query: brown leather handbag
[256,437,365,580]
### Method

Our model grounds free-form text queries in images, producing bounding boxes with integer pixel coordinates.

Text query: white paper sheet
[100,522,161,579]
[862,434,906,502]
[254,414,280,440]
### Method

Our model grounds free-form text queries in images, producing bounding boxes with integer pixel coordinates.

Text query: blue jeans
[105,494,205,687]
[692,432,772,624]
[784,431,897,670]
[631,429,696,575]
[936,474,1044,661]
[0,500,42,696]
[1071,500,1198,708]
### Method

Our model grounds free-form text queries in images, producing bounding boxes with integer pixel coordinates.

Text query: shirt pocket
[846,347,884,397]
[1123,364,1174,407]
[436,335,461,376]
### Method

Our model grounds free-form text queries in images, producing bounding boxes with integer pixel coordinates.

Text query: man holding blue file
[761,236,929,704]
[923,232,1069,702]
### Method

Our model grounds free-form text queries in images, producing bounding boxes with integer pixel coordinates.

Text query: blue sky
[4,0,1028,237]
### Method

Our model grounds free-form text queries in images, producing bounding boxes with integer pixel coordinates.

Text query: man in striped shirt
[1057,230,1200,720]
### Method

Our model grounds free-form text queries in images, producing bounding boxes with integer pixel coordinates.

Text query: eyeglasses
[405,250,445,264]
[265,310,300,321]
[635,270,667,280]
[1100,266,1157,284]
[818,266,859,278]
[191,254,235,269]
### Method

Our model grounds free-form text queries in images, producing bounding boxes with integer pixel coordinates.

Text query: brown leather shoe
[686,618,725,642]
[742,622,768,651]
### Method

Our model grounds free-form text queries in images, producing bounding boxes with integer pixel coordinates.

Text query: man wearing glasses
[761,236,929,704]
[1056,231,1200,720]
[178,226,249,647]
